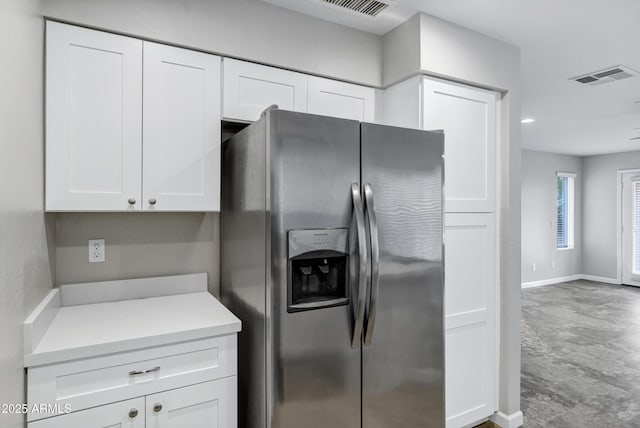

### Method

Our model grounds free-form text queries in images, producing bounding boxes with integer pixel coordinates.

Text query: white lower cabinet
[27,336,238,428]
[146,378,236,428]
[29,379,235,428]
[29,397,145,428]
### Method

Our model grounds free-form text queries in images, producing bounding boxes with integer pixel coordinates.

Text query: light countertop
[24,273,241,367]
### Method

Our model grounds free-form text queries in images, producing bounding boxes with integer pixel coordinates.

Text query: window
[632,181,640,274]
[556,172,575,249]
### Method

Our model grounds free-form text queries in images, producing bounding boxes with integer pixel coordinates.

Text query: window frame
[556,172,576,250]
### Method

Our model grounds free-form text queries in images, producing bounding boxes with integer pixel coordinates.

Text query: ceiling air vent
[572,65,639,86]
[319,0,390,16]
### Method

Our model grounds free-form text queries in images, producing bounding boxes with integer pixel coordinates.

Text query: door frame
[616,168,640,285]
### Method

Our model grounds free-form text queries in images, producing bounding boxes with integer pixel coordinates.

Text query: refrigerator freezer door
[268,110,362,428]
[361,123,445,427]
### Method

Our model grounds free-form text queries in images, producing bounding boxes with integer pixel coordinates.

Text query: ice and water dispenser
[287,228,349,312]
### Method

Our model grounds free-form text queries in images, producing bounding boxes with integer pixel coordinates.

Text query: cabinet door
[29,397,144,428]
[223,58,308,122]
[145,377,236,428]
[422,77,497,213]
[444,213,496,428]
[143,42,221,211]
[307,76,375,122]
[46,21,143,211]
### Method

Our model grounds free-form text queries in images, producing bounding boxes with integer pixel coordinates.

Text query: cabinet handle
[153,403,163,413]
[128,408,139,418]
[129,366,160,376]
[149,198,157,205]
[128,198,136,205]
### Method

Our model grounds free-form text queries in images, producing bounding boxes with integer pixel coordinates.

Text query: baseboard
[579,274,619,285]
[522,274,621,288]
[521,275,581,289]
[491,410,523,428]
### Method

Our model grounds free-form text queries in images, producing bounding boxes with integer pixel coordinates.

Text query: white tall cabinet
[382,76,499,428]
[46,22,221,212]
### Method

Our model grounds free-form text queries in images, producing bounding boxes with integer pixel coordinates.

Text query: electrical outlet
[88,239,105,263]
[551,260,556,269]
[532,263,537,272]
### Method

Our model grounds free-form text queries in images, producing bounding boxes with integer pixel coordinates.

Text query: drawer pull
[128,408,139,418]
[129,366,160,376]
[153,403,163,413]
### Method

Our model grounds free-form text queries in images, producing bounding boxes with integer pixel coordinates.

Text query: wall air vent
[319,0,390,16]
[572,65,639,86]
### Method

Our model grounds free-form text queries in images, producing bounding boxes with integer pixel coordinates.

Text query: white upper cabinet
[143,42,221,211]
[422,77,497,213]
[46,22,221,211]
[46,21,143,211]
[223,59,375,123]
[222,58,307,122]
[307,76,375,122]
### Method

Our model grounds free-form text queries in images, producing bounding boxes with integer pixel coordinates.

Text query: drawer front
[27,335,236,421]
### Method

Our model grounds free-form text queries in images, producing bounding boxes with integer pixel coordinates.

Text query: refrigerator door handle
[363,183,380,346]
[351,183,368,349]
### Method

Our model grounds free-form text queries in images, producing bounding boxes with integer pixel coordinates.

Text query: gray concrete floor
[522,280,640,427]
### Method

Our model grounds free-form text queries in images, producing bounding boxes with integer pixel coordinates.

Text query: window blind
[557,173,575,249]
[557,176,568,248]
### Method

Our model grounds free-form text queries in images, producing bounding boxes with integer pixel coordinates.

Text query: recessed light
[521,118,536,124]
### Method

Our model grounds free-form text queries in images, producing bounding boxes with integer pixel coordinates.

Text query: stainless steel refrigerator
[221,109,444,428]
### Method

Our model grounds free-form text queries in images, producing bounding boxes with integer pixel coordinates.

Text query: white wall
[521,150,582,284]
[55,213,220,295]
[42,0,382,86]
[382,14,421,87]
[582,151,640,280]
[0,1,54,427]
[418,13,520,93]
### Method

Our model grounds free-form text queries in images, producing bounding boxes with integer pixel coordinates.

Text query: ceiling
[263,0,640,156]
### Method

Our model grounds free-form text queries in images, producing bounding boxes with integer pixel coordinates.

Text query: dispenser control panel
[287,228,349,313]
